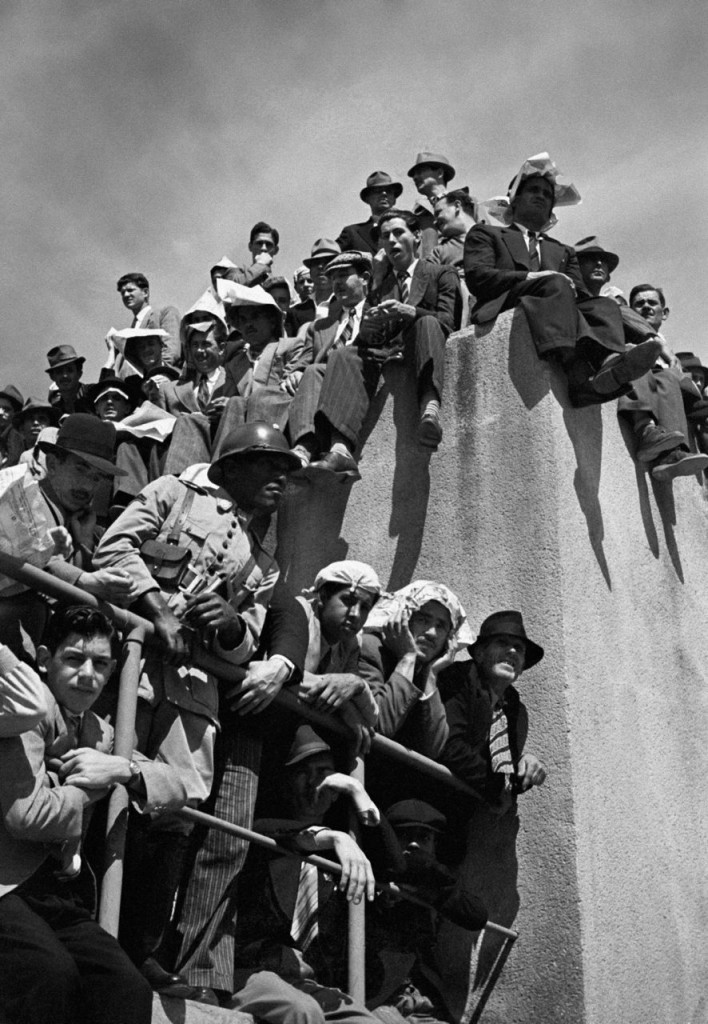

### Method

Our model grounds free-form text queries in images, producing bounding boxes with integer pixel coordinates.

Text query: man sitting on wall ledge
[441,611,546,813]
[463,152,661,408]
[573,247,708,482]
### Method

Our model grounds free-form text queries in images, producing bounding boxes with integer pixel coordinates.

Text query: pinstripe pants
[173,717,262,990]
[288,316,446,449]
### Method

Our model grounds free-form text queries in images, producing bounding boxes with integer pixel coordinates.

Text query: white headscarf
[364,580,473,651]
[303,560,382,600]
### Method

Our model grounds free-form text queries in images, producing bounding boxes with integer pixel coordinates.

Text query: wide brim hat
[484,151,581,232]
[14,397,59,428]
[574,235,619,274]
[45,344,86,373]
[87,376,138,411]
[360,171,403,202]
[208,420,301,483]
[38,413,125,477]
[284,725,333,768]
[407,151,456,183]
[107,328,169,364]
[303,238,342,268]
[469,610,544,669]
[676,352,708,381]
[0,384,24,413]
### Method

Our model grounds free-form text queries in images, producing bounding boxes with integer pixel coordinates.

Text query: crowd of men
[0,148,706,1024]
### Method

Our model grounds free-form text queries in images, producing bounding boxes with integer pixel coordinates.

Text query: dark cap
[470,610,544,669]
[324,251,373,276]
[360,171,403,202]
[0,384,24,413]
[676,352,708,381]
[45,345,86,374]
[38,413,125,477]
[386,800,447,833]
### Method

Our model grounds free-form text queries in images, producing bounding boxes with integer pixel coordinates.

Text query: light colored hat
[407,151,456,183]
[215,280,282,313]
[365,579,473,650]
[303,238,342,268]
[324,251,374,276]
[107,328,168,361]
[311,560,382,598]
[483,152,581,231]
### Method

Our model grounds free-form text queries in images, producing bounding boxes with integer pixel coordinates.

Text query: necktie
[339,307,357,346]
[397,271,409,304]
[196,374,210,411]
[489,704,515,793]
[291,860,319,950]
[528,231,540,272]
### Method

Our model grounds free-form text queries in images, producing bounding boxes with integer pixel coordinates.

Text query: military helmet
[207,421,301,485]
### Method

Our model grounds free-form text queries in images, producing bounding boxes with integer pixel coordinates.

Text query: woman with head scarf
[360,580,473,759]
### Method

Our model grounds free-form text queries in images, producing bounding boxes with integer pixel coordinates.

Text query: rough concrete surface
[275,309,708,1024]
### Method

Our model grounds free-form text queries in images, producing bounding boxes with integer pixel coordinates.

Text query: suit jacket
[0,649,187,896]
[137,304,182,367]
[158,367,227,415]
[336,219,378,255]
[224,336,305,398]
[370,260,461,337]
[463,222,584,324]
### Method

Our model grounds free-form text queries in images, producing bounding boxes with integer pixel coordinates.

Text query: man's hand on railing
[337,702,376,757]
[308,828,376,904]
[183,592,244,650]
[57,747,132,790]
[297,672,365,712]
[78,568,139,605]
[226,658,289,715]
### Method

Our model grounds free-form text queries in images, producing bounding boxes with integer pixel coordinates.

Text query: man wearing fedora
[0,414,137,658]
[407,151,460,258]
[45,345,94,417]
[337,171,404,256]
[441,611,546,812]
[93,422,306,997]
[288,238,343,333]
[464,154,663,408]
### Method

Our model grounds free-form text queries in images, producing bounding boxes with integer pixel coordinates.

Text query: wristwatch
[127,759,142,786]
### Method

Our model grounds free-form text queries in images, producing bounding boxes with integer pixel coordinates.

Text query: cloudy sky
[1,0,706,394]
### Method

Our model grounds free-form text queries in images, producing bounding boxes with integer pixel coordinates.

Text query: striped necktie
[338,307,357,346]
[527,231,540,272]
[291,860,319,950]
[196,374,211,411]
[397,271,409,304]
[489,704,515,792]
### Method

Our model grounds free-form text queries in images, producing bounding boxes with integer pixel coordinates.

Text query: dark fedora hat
[360,170,403,202]
[470,610,544,669]
[14,396,59,427]
[38,413,125,477]
[677,351,708,382]
[0,384,25,413]
[407,151,456,183]
[208,421,301,484]
[45,345,86,373]
[574,236,620,274]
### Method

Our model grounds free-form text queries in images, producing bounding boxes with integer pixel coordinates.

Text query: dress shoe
[591,339,662,395]
[140,957,195,998]
[189,987,220,1006]
[635,424,685,463]
[651,449,708,481]
[418,408,443,450]
[308,449,361,480]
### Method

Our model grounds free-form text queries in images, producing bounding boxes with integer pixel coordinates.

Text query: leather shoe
[189,988,220,1006]
[140,957,194,998]
[651,449,708,481]
[308,450,361,480]
[418,409,443,450]
[591,339,662,394]
[635,424,686,463]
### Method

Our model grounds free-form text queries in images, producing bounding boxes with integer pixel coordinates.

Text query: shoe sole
[593,340,662,394]
[636,432,686,462]
[652,455,708,480]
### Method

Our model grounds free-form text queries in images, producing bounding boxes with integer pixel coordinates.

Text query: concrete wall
[275,310,708,1024]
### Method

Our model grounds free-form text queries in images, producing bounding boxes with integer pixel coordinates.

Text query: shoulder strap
[167,486,196,546]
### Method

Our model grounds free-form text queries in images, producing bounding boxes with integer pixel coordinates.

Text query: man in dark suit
[336,171,403,255]
[464,158,662,406]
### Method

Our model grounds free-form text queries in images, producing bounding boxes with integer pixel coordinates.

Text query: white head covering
[483,151,582,233]
[304,560,382,599]
[364,580,473,651]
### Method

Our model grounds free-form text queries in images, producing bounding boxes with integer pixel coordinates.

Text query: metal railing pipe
[346,758,367,1002]
[98,624,146,936]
